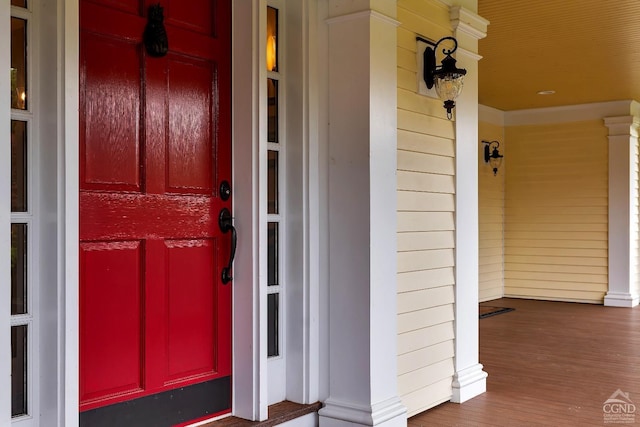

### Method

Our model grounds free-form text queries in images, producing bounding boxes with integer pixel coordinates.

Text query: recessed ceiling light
[537,90,556,95]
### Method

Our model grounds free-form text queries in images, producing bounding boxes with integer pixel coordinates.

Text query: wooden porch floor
[410,298,640,426]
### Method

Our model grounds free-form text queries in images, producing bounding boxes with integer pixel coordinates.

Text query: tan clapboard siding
[506,255,606,267]
[397,268,454,293]
[398,170,455,194]
[398,128,455,157]
[398,305,454,334]
[398,359,454,397]
[504,288,603,303]
[398,249,454,273]
[479,120,505,302]
[397,340,453,376]
[397,322,454,355]
[397,231,454,252]
[396,0,456,414]
[504,120,608,303]
[400,377,453,418]
[398,286,454,314]
[397,191,454,212]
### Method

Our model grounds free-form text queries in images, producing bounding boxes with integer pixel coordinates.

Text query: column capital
[604,115,639,138]
[450,6,489,42]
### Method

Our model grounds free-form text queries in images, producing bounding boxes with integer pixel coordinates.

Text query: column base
[604,292,640,307]
[451,363,488,403]
[319,397,406,427]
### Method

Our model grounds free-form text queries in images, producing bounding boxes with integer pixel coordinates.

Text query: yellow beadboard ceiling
[478,0,640,111]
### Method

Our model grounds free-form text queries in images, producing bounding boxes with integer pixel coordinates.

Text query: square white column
[450,6,489,403]
[319,3,406,427]
[605,115,640,308]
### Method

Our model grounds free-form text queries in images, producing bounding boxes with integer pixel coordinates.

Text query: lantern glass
[434,74,464,103]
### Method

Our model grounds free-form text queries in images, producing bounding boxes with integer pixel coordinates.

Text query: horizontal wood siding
[397,0,455,416]
[479,121,505,302]
[504,120,609,303]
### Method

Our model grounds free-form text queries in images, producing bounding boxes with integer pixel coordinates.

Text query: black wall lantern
[417,36,467,120]
[482,140,503,176]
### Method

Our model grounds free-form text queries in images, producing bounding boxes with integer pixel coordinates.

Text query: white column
[318,2,406,427]
[450,6,489,403]
[604,115,640,307]
[232,0,267,420]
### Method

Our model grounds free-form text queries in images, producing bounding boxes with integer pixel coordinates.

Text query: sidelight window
[266,5,283,359]
[10,1,37,424]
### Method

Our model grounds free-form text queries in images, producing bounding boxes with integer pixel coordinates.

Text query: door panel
[79,0,232,423]
[166,57,215,192]
[80,241,143,402]
[166,239,217,381]
[80,34,141,190]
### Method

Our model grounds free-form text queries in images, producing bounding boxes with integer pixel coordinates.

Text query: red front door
[79,1,232,425]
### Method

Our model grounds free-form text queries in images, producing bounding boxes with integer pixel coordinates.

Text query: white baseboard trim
[604,292,640,307]
[319,397,406,427]
[451,363,488,403]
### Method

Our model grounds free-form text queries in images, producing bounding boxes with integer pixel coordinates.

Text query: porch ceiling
[478,0,640,111]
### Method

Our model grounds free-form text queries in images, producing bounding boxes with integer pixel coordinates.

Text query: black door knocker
[144,3,169,57]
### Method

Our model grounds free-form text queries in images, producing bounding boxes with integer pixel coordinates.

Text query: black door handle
[218,208,236,284]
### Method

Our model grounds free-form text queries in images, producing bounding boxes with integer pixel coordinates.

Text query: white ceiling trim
[479,101,640,127]
[478,104,504,126]
[503,100,636,126]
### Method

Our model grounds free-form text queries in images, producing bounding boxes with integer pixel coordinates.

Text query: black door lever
[218,208,236,284]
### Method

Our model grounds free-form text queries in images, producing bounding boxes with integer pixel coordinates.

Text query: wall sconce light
[417,36,467,120]
[482,140,504,176]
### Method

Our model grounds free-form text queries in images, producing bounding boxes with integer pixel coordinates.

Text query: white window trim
[266,0,287,406]
[0,2,12,422]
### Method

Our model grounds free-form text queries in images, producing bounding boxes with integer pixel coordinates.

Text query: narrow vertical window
[11,17,28,110]
[11,3,34,421]
[11,121,28,212]
[266,7,278,72]
[267,79,278,143]
[11,224,28,315]
[266,4,283,361]
[11,325,28,417]
[267,222,279,286]
[267,150,279,213]
[267,294,279,357]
